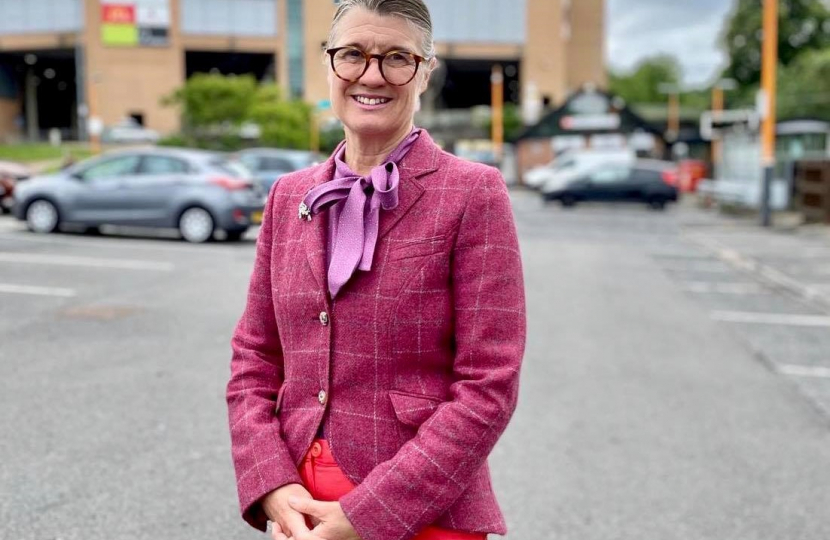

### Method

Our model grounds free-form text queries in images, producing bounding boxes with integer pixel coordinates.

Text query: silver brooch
[298,202,312,221]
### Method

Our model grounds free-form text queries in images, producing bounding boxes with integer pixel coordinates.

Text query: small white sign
[756,89,769,120]
[88,117,104,137]
[560,114,621,131]
[137,4,170,26]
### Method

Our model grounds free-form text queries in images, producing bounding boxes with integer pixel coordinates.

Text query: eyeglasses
[325,46,429,86]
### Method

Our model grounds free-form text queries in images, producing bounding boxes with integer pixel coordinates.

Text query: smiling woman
[226,2,527,540]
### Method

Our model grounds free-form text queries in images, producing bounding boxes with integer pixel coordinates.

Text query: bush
[250,99,312,150]
[320,125,346,154]
[157,134,193,148]
[162,74,316,150]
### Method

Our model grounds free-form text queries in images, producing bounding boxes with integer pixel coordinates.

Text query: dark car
[236,148,323,193]
[13,148,264,243]
[542,161,680,210]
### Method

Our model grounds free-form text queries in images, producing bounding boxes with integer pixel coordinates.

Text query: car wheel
[225,229,247,242]
[648,198,667,211]
[560,195,577,208]
[26,199,60,234]
[178,207,215,243]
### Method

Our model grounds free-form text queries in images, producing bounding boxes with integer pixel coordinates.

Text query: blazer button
[319,312,329,326]
[318,390,327,405]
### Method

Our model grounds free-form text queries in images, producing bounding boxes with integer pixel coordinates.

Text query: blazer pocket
[387,236,449,262]
[388,390,443,427]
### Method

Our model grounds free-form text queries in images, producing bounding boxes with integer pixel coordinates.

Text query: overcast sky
[605,0,736,88]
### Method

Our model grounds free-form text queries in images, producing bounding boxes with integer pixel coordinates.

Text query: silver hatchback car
[13,148,265,243]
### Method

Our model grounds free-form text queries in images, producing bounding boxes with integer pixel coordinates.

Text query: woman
[226,1,526,539]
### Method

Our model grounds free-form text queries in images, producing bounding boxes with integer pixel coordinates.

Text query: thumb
[288,496,327,518]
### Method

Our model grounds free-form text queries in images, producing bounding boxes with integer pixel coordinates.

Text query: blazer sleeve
[226,181,302,532]
[339,168,527,540]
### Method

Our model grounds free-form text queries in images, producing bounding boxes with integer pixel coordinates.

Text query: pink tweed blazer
[227,130,526,540]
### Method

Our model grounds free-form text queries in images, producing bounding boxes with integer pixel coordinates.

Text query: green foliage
[250,99,312,150]
[777,48,830,120]
[320,124,346,154]
[722,0,830,87]
[162,74,315,151]
[162,73,258,128]
[608,55,682,104]
[157,134,193,148]
[482,103,523,141]
[0,143,93,164]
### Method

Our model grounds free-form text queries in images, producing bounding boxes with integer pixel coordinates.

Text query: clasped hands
[263,483,361,540]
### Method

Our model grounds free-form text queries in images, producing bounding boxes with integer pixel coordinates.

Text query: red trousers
[299,439,487,540]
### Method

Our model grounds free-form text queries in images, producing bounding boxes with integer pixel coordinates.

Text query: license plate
[251,211,263,224]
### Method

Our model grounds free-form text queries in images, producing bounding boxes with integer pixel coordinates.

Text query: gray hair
[328,0,436,59]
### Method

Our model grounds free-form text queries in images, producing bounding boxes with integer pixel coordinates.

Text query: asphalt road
[1,192,829,540]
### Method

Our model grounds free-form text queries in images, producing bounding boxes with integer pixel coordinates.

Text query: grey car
[13,148,264,243]
[236,148,323,193]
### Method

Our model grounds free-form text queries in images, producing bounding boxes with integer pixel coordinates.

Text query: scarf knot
[301,129,421,297]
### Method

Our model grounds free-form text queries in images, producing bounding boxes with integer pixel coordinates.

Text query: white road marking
[0,252,174,271]
[683,282,766,295]
[777,365,830,379]
[0,229,256,255]
[0,283,76,297]
[711,310,830,327]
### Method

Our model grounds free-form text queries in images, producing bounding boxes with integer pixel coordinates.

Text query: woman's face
[327,8,431,140]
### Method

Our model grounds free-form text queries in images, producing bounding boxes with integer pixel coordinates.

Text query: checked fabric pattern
[226,131,526,540]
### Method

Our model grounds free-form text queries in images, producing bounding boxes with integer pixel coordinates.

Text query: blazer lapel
[377,130,440,241]
[304,159,335,295]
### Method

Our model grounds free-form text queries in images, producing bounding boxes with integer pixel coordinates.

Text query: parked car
[524,148,635,190]
[542,160,679,210]
[101,118,160,144]
[12,148,263,243]
[236,148,323,192]
[0,160,32,214]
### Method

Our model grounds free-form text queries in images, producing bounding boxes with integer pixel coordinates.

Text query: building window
[181,0,277,37]
[0,0,83,34]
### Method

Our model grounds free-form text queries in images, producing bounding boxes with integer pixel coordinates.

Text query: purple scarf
[301,128,421,298]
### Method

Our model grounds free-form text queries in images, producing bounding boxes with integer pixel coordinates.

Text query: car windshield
[213,159,252,180]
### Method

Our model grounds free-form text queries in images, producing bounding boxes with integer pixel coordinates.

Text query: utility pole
[711,78,737,176]
[491,64,504,164]
[658,83,681,145]
[760,0,778,227]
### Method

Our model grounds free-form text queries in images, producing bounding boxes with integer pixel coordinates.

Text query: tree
[722,0,830,87]
[608,55,682,104]
[162,74,314,150]
[249,92,313,149]
[483,103,523,142]
[777,48,830,119]
[162,73,258,130]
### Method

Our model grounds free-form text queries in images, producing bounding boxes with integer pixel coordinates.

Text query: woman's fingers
[283,508,312,539]
[271,521,287,540]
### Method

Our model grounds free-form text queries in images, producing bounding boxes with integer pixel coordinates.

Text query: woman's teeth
[355,96,390,105]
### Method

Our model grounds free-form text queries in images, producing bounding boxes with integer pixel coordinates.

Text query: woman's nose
[359,57,385,85]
